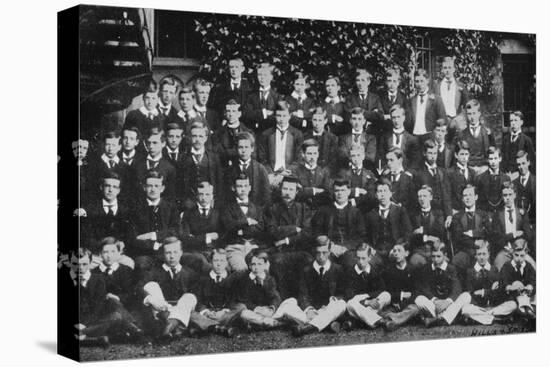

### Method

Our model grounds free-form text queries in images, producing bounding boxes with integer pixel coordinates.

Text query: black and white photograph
[53,1,540,363]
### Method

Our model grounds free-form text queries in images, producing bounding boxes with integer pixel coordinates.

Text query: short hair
[211,248,227,258]
[510,110,524,121]
[423,139,438,152]
[375,178,392,191]
[386,146,403,160]
[462,183,477,195]
[434,118,448,129]
[302,138,319,153]
[144,79,158,94]
[487,146,501,157]
[190,121,208,133]
[356,242,375,256]
[193,78,213,92]
[431,239,447,254]
[465,99,481,110]
[441,56,456,65]
[389,104,405,115]
[165,122,184,133]
[355,69,372,80]
[349,143,365,156]
[326,75,341,85]
[333,179,350,189]
[418,184,433,196]
[474,239,490,253]
[121,125,141,140]
[516,150,530,161]
[281,175,300,186]
[455,140,470,153]
[178,86,196,99]
[77,248,93,262]
[393,239,410,252]
[350,107,365,116]
[101,172,121,184]
[501,180,516,193]
[225,99,241,111]
[512,238,528,252]
[236,131,255,148]
[315,235,331,248]
[414,69,429,79]
[162,236,182,249]
[196,181,213,191]
[146,127,166,142]
[311,106,327,117]
[386,68,401,80]
[256,62,274,73]
[233,173,250,184]
[275,100,290,112]
[99,236,124,252]
[245,248,269,265]
[160,77,178,90]
[144,170,165,184]
[293,71,308,82]
[102,131,121,143]
[229,57,244,66]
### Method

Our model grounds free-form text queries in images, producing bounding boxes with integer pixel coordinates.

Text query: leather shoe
[162,319,180,338]
[292,323,316,337]
[342,320,354,331]
[423,316,438,328]
[329,321,341,333]
[383,320,399,332]
[524,308,536,320]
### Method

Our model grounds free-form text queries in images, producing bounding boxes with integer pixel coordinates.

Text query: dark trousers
[270,250,313,299]
[189,303,246,331]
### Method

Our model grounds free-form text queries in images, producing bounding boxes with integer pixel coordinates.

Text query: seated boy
[461,240,517,325]
[344,243,391,329]
[414,240,471,327]
[499,238,536,320]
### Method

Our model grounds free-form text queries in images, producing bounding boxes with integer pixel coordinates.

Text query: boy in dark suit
[414,241,471,326]
[129,171,181,275]
[432,119,454,169]
[210,57,252,113]
[513,150,536,225]
[193,78,221,132]
[176,87,203,134]
[290,237,347,336]
[405,69,446,141]
[303,106,338,170]
[434,57,469,123]
[224,131,271,208]
[408,185,446,269]
[380,69,407,138]
[221,174,267,271]
[291,139,331,208]
[119,126,143,167]
[139,237,199,340]
[381,147,416,214]
[475,146,509,213]
[123,81,164,138]
[243,63,281,133]
[345,69,384,137]
[157,77,180,124]
[502,111,535,174]
[311,179,366,268]
[286,72,316,132]
[461,240,517,325]
[364,179,412,268]
[378,104,420,170]
[499,239,536,319]
[321,76,347,136]
[162,122,186,169]
[338,107,377,170]
[258,101,304,185]
[344,243,391,329]
[447,140,475,213]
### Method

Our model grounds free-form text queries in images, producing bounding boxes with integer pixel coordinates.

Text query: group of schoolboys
[63,56,536,345]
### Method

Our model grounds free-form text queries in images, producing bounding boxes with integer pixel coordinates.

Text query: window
[502,54,536,130]
[153,10,203,64]
[415,35,434,77]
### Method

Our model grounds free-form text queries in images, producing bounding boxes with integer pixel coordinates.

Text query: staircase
[79,5,153,118]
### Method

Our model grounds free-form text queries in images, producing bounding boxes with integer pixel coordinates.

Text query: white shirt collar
[147,154,161,162]
[354,264,371,275]
[489,168,500,175]
[79,270,92,286]
[167,147,179,154]
[312,131,323,136]
[101,154,120,165]
[431,261,448,271]
[99,262,120,273]
[421,206,432,213]
[291,91,307,100]
[209,270,228,281]
[393,127,405,134]
[474,262,491,272]
[122,150,136,159]
[304,162,317,170]
[197,203,211,212]
[457,162,468,171]
[163,263,182,275]
[325,96,341,104]
[259,86,271,93]
[425,161,437,170]
[191,147,205,156]
[334,201,348,210]
[102,199,118,211]
[236,197,249,205]
[194,104,207,113]
[158,103,172,111]
[230,78,242,87]
[313,260,331,274]
[146,198,161,207]
[249,271,266,281]
[395,262,407,271]
[520,172,530,181]
[227,121,240,129]
[178,109,197,119]
[139,106,159,117]
[465,206,476,213]
[352,129,363,135]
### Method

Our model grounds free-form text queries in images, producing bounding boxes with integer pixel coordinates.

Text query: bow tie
[238,202,249,207]
[148,159,159,167]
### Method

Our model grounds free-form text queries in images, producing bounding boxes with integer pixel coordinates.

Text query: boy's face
[144,177,165,200]
[455,149,470,166]
[314,244,330,266]
[418,188,432,209]
[386,152,402,172]
[466,107,481,125]
[355,73,370,93]
[211,253,228,274]
[225,104,241,123]
[104,137,121,158]
[234,178,251,200]
[475,246,489,266]
[325,79,340,97]
[441,61,455,79]
[101,244,121,266]
[146,134,165,157]
[191,128,207,150]
[195,85,211,106]
[122,130,139,152]
[143,92,159,111]
[431,250,445,267]
[311,113,327,132]
[488,152,502,170]
[101,178,121,202]
[390,109,405,129]
[512,249,526,265]
[304,146,319,166]
[197,185,214,207]
[355,249,371,270]
[275,109,290,128]
[414,75,428,93]
[179,93,195,111]
[502,187,516,208]
[376,184,392,206]
[166,129,183,150]
[293,78,307,94]
[249,257,268,277]
[333,184,351,205]
[433,126,447,143]
[516,155,530,176]
[229,60,244,79]
[350,150,364,167]
[72,139,89,160]
[462,187,477,208]
[257,69,273,88]
[424,146,438,165]
[281,181,298,203]
[385,74,399,92]
[160,84,176,105]
[78,256,91,276]
[510,114,523,133]
[163,242,182,267]
[350,113,366,131]
[389,244,409,264]
[237,139,253,161]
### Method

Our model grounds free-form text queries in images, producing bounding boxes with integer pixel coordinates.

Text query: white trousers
[415,292,471,325]
[462,301,517,325]
[143,282,197,327]
[346,291,392,327]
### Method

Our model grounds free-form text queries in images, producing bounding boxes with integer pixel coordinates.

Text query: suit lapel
[269,131,276,167]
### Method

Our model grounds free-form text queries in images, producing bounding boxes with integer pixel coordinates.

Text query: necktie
[521,176,527,187]
[106,265,113,275]
[171,267,178,278]
[148,113,154,120]
[232,83,238,91]
[460,167,466,177]
[109,159,116,169]
[419,94,426,104]
[389,94,396,104]
[429,167,436,177]
[435,268,443,277]
[471,127,478,137]
[201,208,208,217]
[278,129,286,141]
[261,90,268,106]
[297,96,303,105]
[255,278,263,286]
[124,157,133,165]
[394,132,401,146]
[148,159,158,170]
[360,94,366,101]
[353,134,361,143]
[170,152,177,161]
[515,263,522,275]
[240,163,248,172]
[106,206,115,217]
[149,205,159,214]
[361,271,368,281]
[319,267,325,278]
[446,80,452,91]
[160,106,168,116]
[511,134,518,143]
[353,169,361,176]
[239,202,249,207]
[507,209,514,224]
[380,209,388,219]
[216,275,221,283]
[193,153,202,163]
[391,173,397,183]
